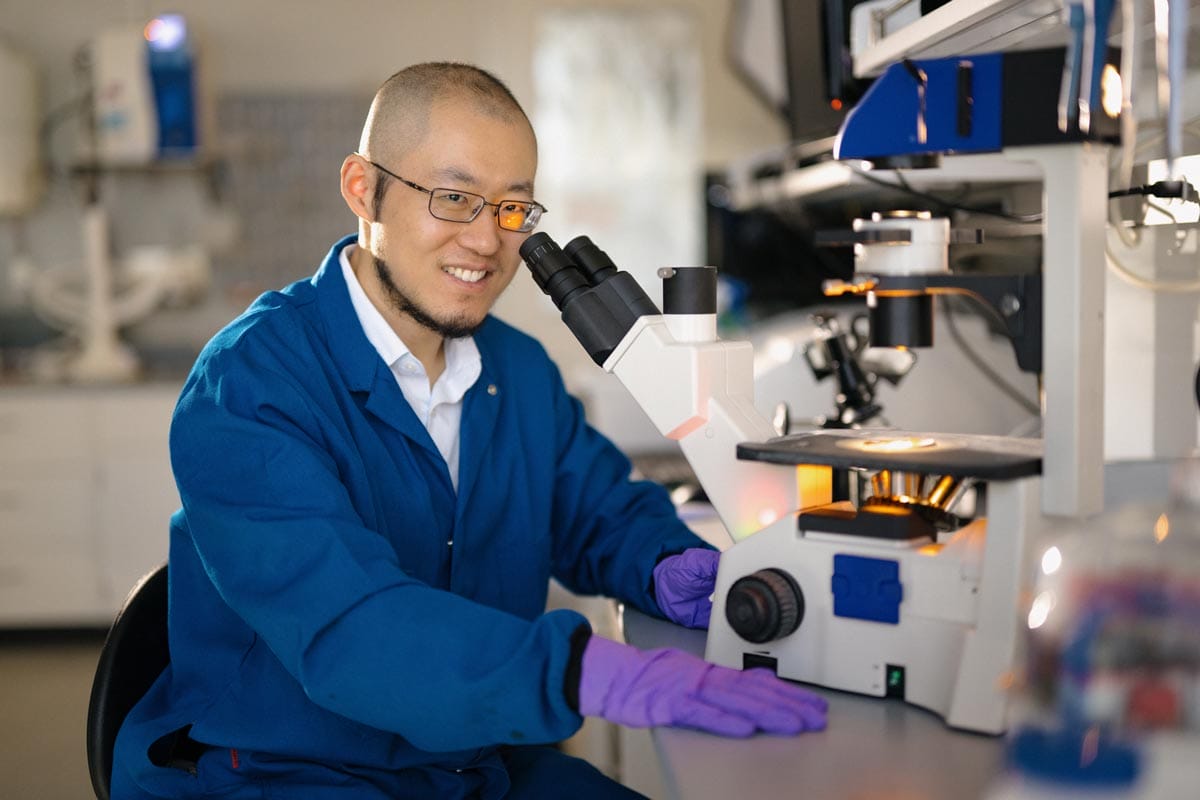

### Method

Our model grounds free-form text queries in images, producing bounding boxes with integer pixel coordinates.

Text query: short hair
[359,62,533,216]
[360,62,531,162]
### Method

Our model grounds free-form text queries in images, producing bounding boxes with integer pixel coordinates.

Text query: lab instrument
[521,232,1043,733]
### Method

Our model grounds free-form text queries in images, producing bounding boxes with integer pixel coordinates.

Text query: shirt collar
[339,244,481,396]
[340,244,410,367]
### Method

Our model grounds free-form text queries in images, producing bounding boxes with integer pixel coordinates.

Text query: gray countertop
[620,606,1007,800]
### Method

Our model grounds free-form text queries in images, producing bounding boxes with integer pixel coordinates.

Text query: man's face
[367,99,538,338]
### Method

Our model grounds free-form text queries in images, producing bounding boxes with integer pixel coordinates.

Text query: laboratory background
[2,0,1199,798]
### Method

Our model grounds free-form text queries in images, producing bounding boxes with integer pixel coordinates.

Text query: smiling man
[111,63,826,800]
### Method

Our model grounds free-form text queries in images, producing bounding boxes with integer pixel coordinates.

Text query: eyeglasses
[362,156,546,233]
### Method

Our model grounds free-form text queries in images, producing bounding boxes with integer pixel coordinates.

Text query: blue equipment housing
[835,48,1120,165]
[145,14,200,157]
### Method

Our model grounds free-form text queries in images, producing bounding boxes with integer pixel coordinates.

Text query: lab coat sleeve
[544,366,715,616]
[170,347,587,753]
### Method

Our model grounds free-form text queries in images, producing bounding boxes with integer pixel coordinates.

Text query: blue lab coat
[113,235,709,799]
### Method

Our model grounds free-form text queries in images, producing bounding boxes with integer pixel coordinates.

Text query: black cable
[1108,179,1198,202]
[940,295,1042,416]
[849,166,1045,223]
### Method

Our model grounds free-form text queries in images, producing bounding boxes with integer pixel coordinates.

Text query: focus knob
[725,569,804,644]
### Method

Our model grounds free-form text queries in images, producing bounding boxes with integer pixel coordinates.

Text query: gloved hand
[578,635,827,737]
[653,548,720,629]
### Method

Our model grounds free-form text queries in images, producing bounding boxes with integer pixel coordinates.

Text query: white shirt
[339,245,481,491]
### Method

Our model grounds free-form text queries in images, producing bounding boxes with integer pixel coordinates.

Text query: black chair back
[86,564,170,800]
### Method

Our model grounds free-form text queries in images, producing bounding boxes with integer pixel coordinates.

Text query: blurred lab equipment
[798,312,917,429]
[86,14,205,165]
[9,13,214,384]
[0,37,43,216]
[985,462,1200,799]
[19,225,211,383]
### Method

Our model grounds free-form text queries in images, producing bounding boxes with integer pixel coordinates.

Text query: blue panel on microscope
[835,52,1003,161]
[831,554,903,624]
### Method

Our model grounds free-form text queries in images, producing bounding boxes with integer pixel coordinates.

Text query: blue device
[835,48,1120,165]
[145,14,199,157]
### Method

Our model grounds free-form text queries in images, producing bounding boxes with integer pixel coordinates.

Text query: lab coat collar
[312,234,384,394]
[312,236,443,467]
[310,235,501,501]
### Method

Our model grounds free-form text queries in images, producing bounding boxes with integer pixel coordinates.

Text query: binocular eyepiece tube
[518,232,659,365]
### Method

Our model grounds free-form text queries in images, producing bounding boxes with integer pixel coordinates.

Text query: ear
[340,155,375,222]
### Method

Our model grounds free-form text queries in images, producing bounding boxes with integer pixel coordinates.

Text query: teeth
[445,266,486,283]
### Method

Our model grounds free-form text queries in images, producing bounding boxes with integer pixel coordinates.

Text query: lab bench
[620,606,1006,800]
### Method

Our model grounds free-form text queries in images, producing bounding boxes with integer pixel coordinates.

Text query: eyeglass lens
[429,190,541,232]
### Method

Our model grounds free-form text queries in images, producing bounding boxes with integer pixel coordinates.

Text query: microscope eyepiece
[564,236,618,284]
[518,230,660,365]
[519,232,590,310]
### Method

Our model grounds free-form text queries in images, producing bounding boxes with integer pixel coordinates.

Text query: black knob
[725,569,804,644]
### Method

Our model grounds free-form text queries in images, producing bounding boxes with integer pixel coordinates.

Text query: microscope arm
[602,315,825,542]
[518,232,828,543]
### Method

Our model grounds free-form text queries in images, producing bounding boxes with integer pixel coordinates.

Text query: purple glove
[579,635,827,737]
[653,548,720,629]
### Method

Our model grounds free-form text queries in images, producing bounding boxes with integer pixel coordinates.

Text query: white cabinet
[0,384,181,626]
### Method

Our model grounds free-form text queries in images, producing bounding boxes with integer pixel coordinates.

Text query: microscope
[521,38,1121,734]
[522,226,1041,734]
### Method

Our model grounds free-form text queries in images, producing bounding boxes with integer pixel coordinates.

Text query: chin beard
[373,256,484,339]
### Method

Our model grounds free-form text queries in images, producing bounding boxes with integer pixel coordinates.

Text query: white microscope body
[705,436,1041,735]
[520,231,1045,734]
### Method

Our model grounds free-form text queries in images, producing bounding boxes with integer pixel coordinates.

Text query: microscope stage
[737,430,1042,480]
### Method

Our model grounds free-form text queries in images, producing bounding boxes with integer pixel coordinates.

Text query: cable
[939,295,1042,415]
[1143,198,1178,223]
[849,165,1044,223]
[1106,243,1200,293]
[1109,179,1198,202]
[1107,117,1200,248]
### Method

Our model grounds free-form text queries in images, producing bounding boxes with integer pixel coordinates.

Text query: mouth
[443,265,490,285]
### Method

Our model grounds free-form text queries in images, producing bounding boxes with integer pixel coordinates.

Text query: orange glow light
[831,98,843,111]
[859,436,937,453]
[796,465,833,510]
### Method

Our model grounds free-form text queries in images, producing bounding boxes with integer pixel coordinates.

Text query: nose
[456,208,502,257]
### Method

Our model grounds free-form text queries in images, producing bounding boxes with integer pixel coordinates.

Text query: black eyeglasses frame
[360,156,546,233]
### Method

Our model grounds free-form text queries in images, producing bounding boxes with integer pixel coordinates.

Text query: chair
[86,564,170,800]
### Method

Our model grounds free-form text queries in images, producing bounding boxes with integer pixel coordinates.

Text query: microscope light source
[858,436,937,453]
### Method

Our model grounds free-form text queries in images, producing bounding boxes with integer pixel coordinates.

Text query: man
[113,62,826,799]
